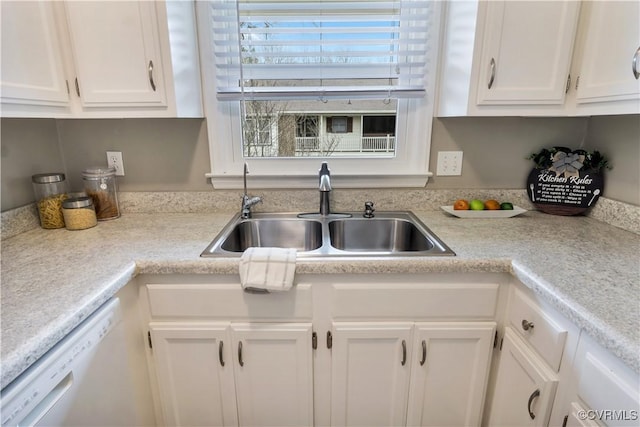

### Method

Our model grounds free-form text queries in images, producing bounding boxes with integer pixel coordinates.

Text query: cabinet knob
[521,319,534,331]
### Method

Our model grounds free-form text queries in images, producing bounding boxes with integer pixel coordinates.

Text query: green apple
[469,199,485,210]
[500,202,514,210]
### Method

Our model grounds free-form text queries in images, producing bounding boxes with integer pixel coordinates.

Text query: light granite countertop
[1,209,639,389]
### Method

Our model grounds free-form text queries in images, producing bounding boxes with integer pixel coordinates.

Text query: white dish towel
[239,247,297,293]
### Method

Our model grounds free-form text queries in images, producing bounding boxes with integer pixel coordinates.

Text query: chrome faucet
[241,163,262,219]
[319,162,332,216]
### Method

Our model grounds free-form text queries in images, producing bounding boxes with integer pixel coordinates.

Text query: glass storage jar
[82,166,120,220]
[32,173,68,229]
[62,196,98,230]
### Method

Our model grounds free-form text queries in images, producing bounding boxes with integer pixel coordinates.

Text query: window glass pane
[242,98,397,158]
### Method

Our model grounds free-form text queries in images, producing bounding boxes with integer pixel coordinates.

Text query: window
[327,117,352,134]
[198,0,441,188]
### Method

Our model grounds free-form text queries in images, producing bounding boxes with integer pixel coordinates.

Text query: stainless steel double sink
[201,211,455,257]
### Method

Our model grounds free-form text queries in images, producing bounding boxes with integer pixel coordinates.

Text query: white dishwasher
[1,297,156,426]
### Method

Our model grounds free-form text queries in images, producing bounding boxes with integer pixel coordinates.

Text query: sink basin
[329,218,434,252]
[201,211,455,257]
[219,218,323,252]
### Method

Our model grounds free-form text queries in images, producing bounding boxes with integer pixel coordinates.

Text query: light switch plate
[436,151,463,176]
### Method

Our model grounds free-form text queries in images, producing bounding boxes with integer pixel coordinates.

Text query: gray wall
[427,117,590,189]
[1,119,66,210]
[583,115,640,205]
[2,115,638,211]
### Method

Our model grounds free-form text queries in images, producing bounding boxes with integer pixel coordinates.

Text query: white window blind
[211,0,433,100]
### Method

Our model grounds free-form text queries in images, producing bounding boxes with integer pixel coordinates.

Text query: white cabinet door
[331,322,414,427]
[149,322,238,427]
[0,1,70,114]
[406,322,496,427]
[475,0,580,106]
[487,328,559,427]
[231,323,314,427]
[62,1,169,110]
[572,1,640,113]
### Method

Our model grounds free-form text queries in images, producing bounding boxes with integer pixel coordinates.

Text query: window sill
[206,172,433,189]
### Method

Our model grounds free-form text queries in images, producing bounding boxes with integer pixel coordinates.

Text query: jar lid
[62,196,94,209]
[32,173,65,184]
[82,166,116,178]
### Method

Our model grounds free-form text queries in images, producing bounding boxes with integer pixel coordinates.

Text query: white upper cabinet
[0,1,71,114]
[438,0,580,117]
[437,0,639,116]
[62,1,169,111]
[0,1,202,118]
[474,1,580,107]
[569,1,640,115]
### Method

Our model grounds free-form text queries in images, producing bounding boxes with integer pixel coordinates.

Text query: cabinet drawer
[507,287,567,371]
[146,283,313,320]
[331,282,499,320]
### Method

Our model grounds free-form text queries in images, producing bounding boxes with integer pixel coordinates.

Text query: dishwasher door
[1,298,155,427]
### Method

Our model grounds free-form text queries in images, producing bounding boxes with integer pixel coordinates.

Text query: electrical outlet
[106,151,125,176]
[436,151,463,176]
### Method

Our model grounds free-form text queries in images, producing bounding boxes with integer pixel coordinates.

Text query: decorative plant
[528,146,611,178]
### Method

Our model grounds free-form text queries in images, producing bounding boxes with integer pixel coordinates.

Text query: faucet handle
[363,201,375,218]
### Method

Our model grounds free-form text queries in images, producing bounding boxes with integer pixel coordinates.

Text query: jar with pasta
[62,196,98,230]
[82,166,120,220]
[32,173,68,229]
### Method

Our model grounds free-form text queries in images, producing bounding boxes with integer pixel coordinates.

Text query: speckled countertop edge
[1,207,639,389]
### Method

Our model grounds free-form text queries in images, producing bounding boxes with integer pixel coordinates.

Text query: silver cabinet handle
[420,340,427,366]
[522,319,535,331]
[488,57,496,89]
[148,60,157,91]
[74,78,81,97]
[401,340,407,366]
[238,341,244,367]
[527,389,540,420]
[219,341,225,367]
[633,47,640,80]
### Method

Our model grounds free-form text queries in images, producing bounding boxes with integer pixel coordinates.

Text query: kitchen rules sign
[527,148,606,216]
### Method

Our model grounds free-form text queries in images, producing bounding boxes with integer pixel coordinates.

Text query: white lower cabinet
[562,332,640,427]
[149,321,313,427]
[331,321,496,427]
[487,327,559,427]
[406,323,496,427]
[330,322,414,427]
[149,323,237,427]
[231,323,314,427]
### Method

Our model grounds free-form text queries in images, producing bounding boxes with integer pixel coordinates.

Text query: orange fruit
[484,199,500,210]
[453,199,470,210]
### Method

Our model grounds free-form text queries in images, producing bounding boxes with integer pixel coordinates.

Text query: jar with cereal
[32,173,68,229]
[82,166,120,220]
